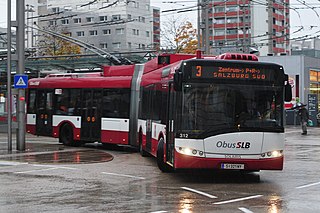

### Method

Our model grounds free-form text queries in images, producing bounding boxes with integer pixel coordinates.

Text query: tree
[161,16,198,54]
[37,26,81,57]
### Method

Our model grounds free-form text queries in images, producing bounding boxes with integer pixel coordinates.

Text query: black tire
[139,131,149,157]
[60,124,76,146]
[157,138,172,172]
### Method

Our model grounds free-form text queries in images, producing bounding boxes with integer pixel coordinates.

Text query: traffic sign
[14,74,28,89]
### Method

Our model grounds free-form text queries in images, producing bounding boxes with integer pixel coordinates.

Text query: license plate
[225,154,241,159]
[221,163,244,170]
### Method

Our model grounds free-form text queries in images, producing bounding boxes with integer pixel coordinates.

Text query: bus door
[145,87,153,152]
[81,89,102,142]
[166,83,176,165]
[36,90,54,136]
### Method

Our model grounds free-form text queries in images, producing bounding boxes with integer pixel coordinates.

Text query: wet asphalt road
[0,126,319,213]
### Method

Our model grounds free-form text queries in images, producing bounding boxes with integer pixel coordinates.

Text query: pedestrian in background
[298,103,309,135]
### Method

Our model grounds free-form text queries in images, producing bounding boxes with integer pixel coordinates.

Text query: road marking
[239,207,254,213]
[181,187,217,198]
[0,149,83,158]
[13,165,79,174]
[32,164,78,170]
[296,181,320,189]
[101,172,145,180]
[0,161,28,166]
[213,195,263,205]
[15,167,58,174]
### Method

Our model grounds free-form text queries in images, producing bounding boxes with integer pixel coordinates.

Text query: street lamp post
[16,0,26,151]
[7,0,12,151]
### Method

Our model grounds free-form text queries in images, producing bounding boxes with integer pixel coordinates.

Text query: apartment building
[36,0,160,54]
[208,0,289,56]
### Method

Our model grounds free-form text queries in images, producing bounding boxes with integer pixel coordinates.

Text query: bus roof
[28,73,133,89]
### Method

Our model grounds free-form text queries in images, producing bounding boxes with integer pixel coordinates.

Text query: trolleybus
[27,52,292,172]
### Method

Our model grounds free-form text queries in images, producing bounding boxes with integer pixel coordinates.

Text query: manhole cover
[3,150,113,164]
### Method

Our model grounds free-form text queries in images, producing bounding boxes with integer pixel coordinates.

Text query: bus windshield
[180,83,284,137]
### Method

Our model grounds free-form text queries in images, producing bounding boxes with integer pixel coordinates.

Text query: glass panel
[27,89,36,114]
[310,70,318,82]
[102,89,130,118]
[180,83,283,137]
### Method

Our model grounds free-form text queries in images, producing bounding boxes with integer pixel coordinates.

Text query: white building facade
[35,0,159,54]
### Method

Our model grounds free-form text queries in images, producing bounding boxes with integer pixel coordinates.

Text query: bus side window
[27,89,37,114]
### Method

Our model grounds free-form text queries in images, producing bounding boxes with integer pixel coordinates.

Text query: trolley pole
[7,0,12,151]
[16,0,26,151]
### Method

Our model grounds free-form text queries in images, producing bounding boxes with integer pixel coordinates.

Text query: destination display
[191,65,274,81]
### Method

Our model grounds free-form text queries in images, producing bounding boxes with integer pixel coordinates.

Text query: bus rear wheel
[60,124,76,146]
[157,138,172,173]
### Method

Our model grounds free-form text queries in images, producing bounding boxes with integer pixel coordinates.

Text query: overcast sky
[1,0,320,41]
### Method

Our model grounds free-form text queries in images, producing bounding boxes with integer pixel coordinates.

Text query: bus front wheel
[60,124,76,146]
[157,138,172,173]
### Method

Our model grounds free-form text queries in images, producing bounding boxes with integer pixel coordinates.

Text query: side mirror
[284,83,292,102]
[173,72,182,91]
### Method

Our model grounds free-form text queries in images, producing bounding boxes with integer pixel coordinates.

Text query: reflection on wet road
[0,127,319,212]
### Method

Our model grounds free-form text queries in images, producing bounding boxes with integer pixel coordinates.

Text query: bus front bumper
[174,151,284,171]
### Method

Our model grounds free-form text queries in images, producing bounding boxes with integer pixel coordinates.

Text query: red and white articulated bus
[27,65,139,146]
[27,52,292,172]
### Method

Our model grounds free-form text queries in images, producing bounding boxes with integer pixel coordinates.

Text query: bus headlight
[176,146,205,158]
[260,150,283,159]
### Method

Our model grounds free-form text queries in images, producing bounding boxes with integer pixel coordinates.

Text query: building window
[127,14,132,20]
[76,31,84,37]
[116,28,124,34]
[103,29,111,35]
[112,42,121,49]
[99,16,108,22]
[226,29,237,35]
[133,29,140,36]
[214,7,225,13]
[215,18,225,24]
[52,7,59,13]
[86,17,94,22]
[61,19,69,25]
[214,29,225,36]
[112,15,121,21]
[226,17,238,24]
[49,20,57,26]
[138,16,145,23]
[89,30,98,36]
[128,42,132,48]
[100,43,108,49]
[226,6,238,12]
[146,31,150,37]
[73,18,81,23]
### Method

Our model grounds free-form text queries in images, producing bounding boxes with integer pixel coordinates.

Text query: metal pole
[7,0,12,151]
[197,0,201,49]
[16,0,26,151]
[204,0,209,54]
[267,0,273,54]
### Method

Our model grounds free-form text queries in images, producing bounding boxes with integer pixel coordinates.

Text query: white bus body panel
[101,118,129,132]
[175,132,284,159]
[262,132,285,152]
[138,119,166,141]
[52,115,81,128]
[204,132,263,155]
[27,114,36,125]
